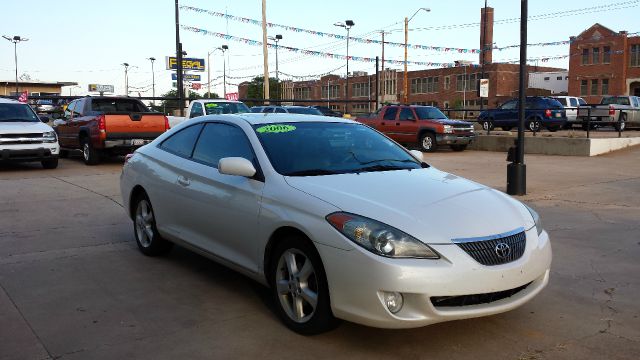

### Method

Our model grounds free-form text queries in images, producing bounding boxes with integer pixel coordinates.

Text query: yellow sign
[166,57,206,72]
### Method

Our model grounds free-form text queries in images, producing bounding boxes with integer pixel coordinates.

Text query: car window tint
[501,101,517,110]
[192,123,255,168]
[190,102,204,118]
[383,107,398,120]
[632,97,639,107]
[275,108,287,113]
[159,124,203,158]
[578,98,587,105]
[570,98,578,107]
[399,108,415,121]
[73,99,85,116]
[91,99,149,113]
[556,98,567,106]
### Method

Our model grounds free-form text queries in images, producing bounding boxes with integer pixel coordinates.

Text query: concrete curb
[469,134,640,156]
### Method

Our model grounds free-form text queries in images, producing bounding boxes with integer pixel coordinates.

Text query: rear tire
[450,144,467,152]
[481,119,494,131]
[41,158,58,169]
[527,119,541,132]
[81,137,101,165]
[419,133,437,152]
[269,236,338,335]
[133,193,173,256]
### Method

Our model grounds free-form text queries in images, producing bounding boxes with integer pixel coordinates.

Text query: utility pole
[335,20,355,114]
[404,8,430,104]
[507,0,528,196]
[147,57,156,105]
[268,34,282,99]
[480,0,488,112]
[175,0,185,116]
[2,35,29,95]
[121,63,130,96]
[221,45,228,97]
[261,0,270,103]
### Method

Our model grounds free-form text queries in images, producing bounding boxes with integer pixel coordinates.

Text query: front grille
[454,229,526,266]
[0,133,44,145]
[431,282,532,307]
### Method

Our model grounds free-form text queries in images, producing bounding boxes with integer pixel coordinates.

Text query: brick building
[568,23,640,103]
[238,6,565,115]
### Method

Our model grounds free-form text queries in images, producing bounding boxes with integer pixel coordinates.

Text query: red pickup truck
[356,105,475,152]
[54,97,168,164]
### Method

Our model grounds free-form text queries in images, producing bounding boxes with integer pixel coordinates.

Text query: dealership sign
[88,84,115,93]
[478,79,489,98]
[166,57,206,72]
[225,93,239,101]
[171,73,202,81]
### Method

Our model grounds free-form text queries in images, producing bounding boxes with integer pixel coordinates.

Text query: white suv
[0,98,60,168]
[552,96,587,127]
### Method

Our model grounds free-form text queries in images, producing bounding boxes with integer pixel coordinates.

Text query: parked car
[311,105,343,117]
[35,99,56,114]
[250,106,267,113]
[552,96,587,127]
[576,95,640,131]
[0,98,60,168]
[53,96,169,165]
[167,99,250,128]
[253,105,324,115]
[478,96,567,132]
[356,105,475,152]
[120,113,550,334]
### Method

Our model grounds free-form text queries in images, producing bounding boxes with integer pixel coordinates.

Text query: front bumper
[0,143,60,162]
[436,134,475,145]
[317,227,551,329]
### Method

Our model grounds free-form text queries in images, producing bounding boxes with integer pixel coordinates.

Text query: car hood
[0,121,52,134]
[432,119,474,126]
[284,168,534,244]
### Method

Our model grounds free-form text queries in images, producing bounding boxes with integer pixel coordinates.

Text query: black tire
[481,119,494,131]
[419,132,437,152]
[450,144,467,152]
[81,137,100,165]
[41,158,58,169]
[269,236,338,335]
[527,119,541,132]
[547,127,558,132]
[132,193,173,256]
[615,113,626,132]
[59,149,69,158]
[501,126,512,131]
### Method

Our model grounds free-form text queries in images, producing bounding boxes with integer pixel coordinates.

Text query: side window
[159,124,203,158]
[190,102,204,118]
[264,107,274,113]
[74,99,85,116]
[398,108,415,121]
[383,107,398,120]
[570,98,578,107]
[632,97,639,107]
[578,98,587,106]
[275,108,286,113]
[501,101,517,110]
[64,100,76,118]
[192,123,255,168]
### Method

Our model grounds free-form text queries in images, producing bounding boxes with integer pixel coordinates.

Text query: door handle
[396,122,400,126]
[177,175,191,187]
[381,122,386,125]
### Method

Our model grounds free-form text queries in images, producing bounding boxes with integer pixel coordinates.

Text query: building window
[592,47,600,64]
[556,76,563,80]
[544,77,550,81]
[601,79,609,95]
[631,45,640,67]
[411,77,439,94]
[352,82,370,97]
[384,79,396,95]
[603,46,611,64]
[444,76,450,90]
[293,87,311,100]
[580,80,588,96]
[590,79,598,96]
[456,73,477,91]
[582,48,589,65]
[351,103,370,114]
[321,84,340,99]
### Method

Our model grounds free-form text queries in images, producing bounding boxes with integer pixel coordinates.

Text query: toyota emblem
[495,242,511,258]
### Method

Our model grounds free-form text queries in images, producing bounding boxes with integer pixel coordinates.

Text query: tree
[152,89,211,114]
[246,76,280,106]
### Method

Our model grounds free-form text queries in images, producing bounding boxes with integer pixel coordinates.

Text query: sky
[1,0,638,98]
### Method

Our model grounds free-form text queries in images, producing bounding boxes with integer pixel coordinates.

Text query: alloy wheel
[422,136,433,150]
[83,143,90,161]
[135,199,155,248]
[275,249,318,323]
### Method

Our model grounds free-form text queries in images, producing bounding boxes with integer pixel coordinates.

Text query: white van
[552,96,587,127]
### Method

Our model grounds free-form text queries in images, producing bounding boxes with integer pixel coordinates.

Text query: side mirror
[39,116,50,123]
[409,150,424,162]
[218,157,257,178]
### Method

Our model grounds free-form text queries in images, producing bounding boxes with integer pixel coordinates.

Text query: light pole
[206,46,224,98]
[147,57,156,105]
[2,35,29,95]
[220,45,229,98]
[334,20,355,113]
[121,63,130,96]
[268,34,283,99]
[404,8,430,104]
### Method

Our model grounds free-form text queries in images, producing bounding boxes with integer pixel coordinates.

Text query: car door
[55,100,77,147]
[395,107,418,143]
[567,98,578,121]
[180,122,264,272]
[495,100,517,126]
[379,106,400,141]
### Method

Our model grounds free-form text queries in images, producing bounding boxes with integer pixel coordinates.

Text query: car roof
[197,99,244,104]
[192,113,355,126]
[0,98,21,104]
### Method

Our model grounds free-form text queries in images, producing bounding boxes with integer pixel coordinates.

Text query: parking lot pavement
[1,149,639,360]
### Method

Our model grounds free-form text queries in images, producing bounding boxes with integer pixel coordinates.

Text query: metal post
[13,42,18,94]
[261,0,270,103]
[403,16,408,104]
[346,26,350,114]
[463,65,466,120]
[207,51,211,98]
[480,0,487,112]
[507,0,527,196]
[175,0,185,116]
[148,57,156,105]
[375,56,379,110]
[222,46,227,97]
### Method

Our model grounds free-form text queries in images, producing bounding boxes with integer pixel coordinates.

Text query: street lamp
[334,20,355,113]
[147,57,156,105]
[404,8,430,104]
[219,45,229,98]
[121,63,130,96]
[2,35,29,95]
[268,34,283,99]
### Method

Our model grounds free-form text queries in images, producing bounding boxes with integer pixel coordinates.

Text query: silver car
[120,114,551,334]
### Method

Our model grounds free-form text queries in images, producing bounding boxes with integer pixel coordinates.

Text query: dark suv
[311,106,343,117]
[478,97,567,132]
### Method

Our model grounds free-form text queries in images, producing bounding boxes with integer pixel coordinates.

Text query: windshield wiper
[358,158,417,165]
[286,169,343,176]
[0,118,37,122]
[352,164,414,173]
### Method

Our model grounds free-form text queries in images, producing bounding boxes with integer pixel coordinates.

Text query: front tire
[270,236,337,335]
[450,144,467,152]
[419,133,437,152]
[481,119,494,131]
[133,194,173,256]
[81,137,101,165]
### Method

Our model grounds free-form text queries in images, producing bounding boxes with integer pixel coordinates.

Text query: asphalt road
[1,148,639,360]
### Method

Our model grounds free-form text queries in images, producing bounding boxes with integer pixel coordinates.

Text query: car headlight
[443,125,454,134]
[326,212,439,259]
[524,205,543,236]
[43,131,57,143]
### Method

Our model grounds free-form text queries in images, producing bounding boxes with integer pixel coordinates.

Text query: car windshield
[414,107,447,120]
[204,102,250,115]
[254,122,423,176]
[601,97,630,106]
[0,103,40,122]
[285,107,323,115]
